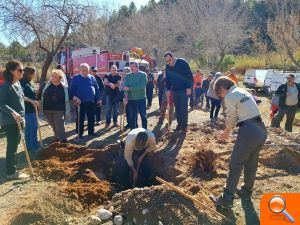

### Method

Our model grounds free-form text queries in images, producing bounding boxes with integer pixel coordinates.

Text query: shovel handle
[17,121,34,178]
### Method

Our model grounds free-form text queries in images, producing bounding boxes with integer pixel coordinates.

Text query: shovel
[17,121,34,178]
[35,106,43,148]
[117,102,126,148]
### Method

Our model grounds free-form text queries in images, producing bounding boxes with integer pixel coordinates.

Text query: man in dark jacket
[164,52,193,133]
[271,74,300,132]
[91,66,104,125]
[145,68,154,108]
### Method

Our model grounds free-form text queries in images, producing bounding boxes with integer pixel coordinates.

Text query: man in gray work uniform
[210,77,267,209]
[271,74,300,132]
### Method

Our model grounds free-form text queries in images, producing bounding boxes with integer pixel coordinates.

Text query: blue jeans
[128,99,147,129]
[25,113,40,151]
[105,95,119,124]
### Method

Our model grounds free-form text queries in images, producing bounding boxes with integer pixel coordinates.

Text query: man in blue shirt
[165,52,193,133]
[70,63,101,138]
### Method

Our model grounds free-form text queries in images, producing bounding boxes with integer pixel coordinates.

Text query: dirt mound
[189,149,217,179]
[33,143,121,207]
[259,148,300,172]
[110,185,221,225]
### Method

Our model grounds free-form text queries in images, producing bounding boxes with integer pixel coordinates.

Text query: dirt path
[0,93,299,225]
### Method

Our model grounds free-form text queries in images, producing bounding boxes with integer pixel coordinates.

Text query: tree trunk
[39,53,53,87]
[215,51,225,70]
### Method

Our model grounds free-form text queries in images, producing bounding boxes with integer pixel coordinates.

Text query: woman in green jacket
[0,60,29,179]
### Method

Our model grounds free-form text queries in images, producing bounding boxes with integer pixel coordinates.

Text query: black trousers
[95,104,101,122]
[146,86,154,106]
[114,148,151,189]
[76,102,95,136]
[3,123,22,175]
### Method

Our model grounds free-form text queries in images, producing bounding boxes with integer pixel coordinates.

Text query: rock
[114,215,123,225]
[158,221,163,225]
[142,208,150,215]
[89,215,101,225]
[96,208,113,220]
[109,206,114,212]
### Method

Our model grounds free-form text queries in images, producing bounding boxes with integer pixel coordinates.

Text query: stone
[96,208,113,220]
[89,215,101,225]
[142,208,150,215]
[114,215,123,225]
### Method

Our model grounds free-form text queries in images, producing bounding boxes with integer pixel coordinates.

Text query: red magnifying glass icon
[268,195,295,223]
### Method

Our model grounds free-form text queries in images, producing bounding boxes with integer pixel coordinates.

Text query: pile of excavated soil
[33,143,121,207]
[110,185,222,225]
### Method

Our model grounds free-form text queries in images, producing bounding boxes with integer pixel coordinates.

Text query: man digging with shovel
[209,77,267,211]
[116,128,156,188]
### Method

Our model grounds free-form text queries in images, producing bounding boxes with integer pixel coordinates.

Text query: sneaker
[7,172,30,180]
[209,193,234,209]
[95,121,101,126]
[236,187,253,200]
[105,124,110,129]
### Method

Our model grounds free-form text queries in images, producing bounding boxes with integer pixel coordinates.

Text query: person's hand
[132,168,138,186]
[32,100,39,109]
[219,130,230,140]
[97,100,102,106]
[12,111,21,123]
[73,96,81,106]
[186,88,192,96]
[123,86,130,91]
[109,83,115,89]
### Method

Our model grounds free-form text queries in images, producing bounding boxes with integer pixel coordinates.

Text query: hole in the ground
[33,143,159,208]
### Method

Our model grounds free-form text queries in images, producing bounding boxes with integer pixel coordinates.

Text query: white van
[264,71,300,92]
[243,69,268,90]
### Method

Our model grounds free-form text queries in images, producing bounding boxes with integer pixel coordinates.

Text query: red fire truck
[57,46,130,76]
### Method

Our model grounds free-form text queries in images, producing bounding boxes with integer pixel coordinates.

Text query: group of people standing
[0,52,299,212]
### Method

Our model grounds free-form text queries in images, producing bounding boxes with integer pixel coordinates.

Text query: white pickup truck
[243,69,268,91]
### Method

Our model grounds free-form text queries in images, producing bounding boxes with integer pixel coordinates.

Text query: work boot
[210,193,234,209]
[236,187,253,200]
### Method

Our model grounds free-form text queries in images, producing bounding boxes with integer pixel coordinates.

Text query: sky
[0,0,150,47]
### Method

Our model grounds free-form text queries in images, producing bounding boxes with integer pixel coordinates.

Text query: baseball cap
[286,74,295,78]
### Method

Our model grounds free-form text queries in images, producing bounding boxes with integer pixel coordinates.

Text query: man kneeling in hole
[123,128,156,188]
